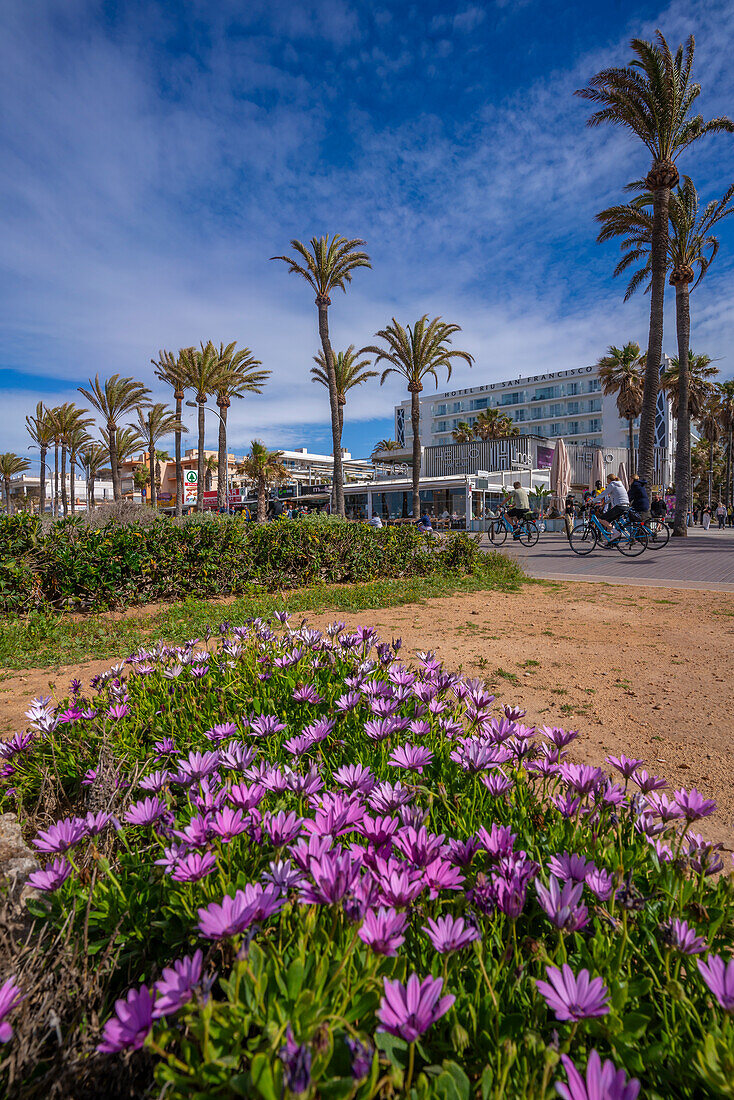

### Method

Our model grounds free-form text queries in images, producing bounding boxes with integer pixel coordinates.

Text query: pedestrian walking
[716,501,727,529]
[702,505,712,531]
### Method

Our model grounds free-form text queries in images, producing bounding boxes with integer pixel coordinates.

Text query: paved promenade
[484,529,734,591]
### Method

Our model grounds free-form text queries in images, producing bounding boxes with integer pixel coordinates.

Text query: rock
[0,812,39,897]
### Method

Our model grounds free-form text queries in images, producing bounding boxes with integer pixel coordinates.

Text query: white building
[8,473,114,512]
[393,360,675,455]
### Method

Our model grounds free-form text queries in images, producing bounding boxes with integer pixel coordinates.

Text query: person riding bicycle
[650,493,667,520]
[507,481,532,538]
[598,474,630,532]
[628,475,651,522]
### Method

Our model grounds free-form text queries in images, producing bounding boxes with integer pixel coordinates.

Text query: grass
[0,556,524,671]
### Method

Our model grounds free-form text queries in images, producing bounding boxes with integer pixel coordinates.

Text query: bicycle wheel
[569,522,597,555]
[489,522,507,545]
[646,519,670,549]
[517,519,539,546]
[615,523,648,556]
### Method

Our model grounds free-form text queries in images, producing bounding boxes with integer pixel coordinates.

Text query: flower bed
[1,618,732,1099]
[0,514,486,615]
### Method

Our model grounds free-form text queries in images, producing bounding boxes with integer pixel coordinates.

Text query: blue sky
[2,0,734,468]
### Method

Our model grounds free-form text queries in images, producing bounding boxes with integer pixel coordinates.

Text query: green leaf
[250,1053,278,1100]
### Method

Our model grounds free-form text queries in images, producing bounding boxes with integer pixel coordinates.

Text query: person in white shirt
[598,475,630,530]
[507,481,531,531]
[367,512,383,529]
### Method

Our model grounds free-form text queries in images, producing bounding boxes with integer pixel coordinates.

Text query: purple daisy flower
[585,867,614,901]
[387,744,434,774]
[28,857,73,893]
[445,837,480,867]
[368,781,414,814]
[535,876,588,932]
[674,787,717,823]
[631,769,667,794]
[97,984,155,1052]
[209,807,248,842]
[279,1026,312,1095]
[555,1050,640,1100]
[666,918,707,955]
[263,810,303,847]
[346,1036,373,1081]
[299,849,362,906]
[606,754,644,780]
[228,781,266,812]
[698,954,734,1011]
[0,977,23,1043]
[32,816,87,854]
[204,722,238,744]
[424,857,465,898]
[333,763,376,795]
[249,714,287,739]
[83,811,118,836]
[153,951,203,1018]
[422,914,480,953]
[171,851,217,883]
[139,769,173,793]
[476,823,516,860]
[124,796,168,828]
[536,964,609,1022]
[358,907,408,955]
[292,684,322,705]
[547,851,592,884]
[481,771,514,797]
[377,974,455,1043]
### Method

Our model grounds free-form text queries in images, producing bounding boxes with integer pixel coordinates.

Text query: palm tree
[272,235,371,516]
[114,428,145,494]
[66,424,94,514]
[451,421,475,442]
[577,31,734,484]
[697,390,723,506]
[237,441,288,523]
[597,177,734,534]
[0,453,30,515]
[78,375,151,501]
[596,344,645,476]
[204,454,217,493]
[79,442,108,508]
[180,343,228,513]
[25,402,53,516]
[473,407,514,440]
[130,403,186,508]
[51,403,94,517]
[662,351,719,420]
[366,316,474,518]
[214,344,271,510]
[132,465,151,499]
[719,380,734,506]
[311,345,377,440]
[371,439,400,458]
[44,405,63,518]
[153,348,193,518]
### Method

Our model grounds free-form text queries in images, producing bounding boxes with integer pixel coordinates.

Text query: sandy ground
[2,580,733,851]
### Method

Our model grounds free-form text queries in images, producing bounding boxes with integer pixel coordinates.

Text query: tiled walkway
[486,530,734,592]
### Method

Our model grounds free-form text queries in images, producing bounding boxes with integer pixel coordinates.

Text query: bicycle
[488,507,539,547]
[642,516,671,549]
[568,505,648,557]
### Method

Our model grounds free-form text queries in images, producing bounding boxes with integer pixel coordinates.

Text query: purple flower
[387,744,434,774]
[555,1050,640,1100]
[153,951,203,1018]
[263,810,303,847]
[228,781,266,812]
[631,769,667,794]
[698,954,734,1011]
[306,793,364,838]
[368,781,413,814]
[481,772,514,797]
[204,722,238,744]
[424,857,465,898]
[249,714,287,739]
[536,964,609,1022]
[357,814,399,849]
[540,726,579,749]
[97,984,155,1052]
[333,763,376,795]
[476,824,516,860]
[124,796,168,828]
[299,849,362,906]
[0,732,35,760]
[393,826,446,868]
[175,750,220,784]
[335,691,362,713]
[106,703,130,721]
[674,787,717,823]
[445,837,480,867]
[219,741,257,772]
[263,859,304,891]
[547,852,591,884]
[153,737,177,756]
[171,851,217,883]
[197,884,282,939]
[32,816,87,854]
[423,914,480,953]
[372,858,424,908]
[139,769,172,793]
[83,811,118,836]
[606,754,644,779]
[358,907,408,955]
[558,763,603,796]
[345,1036,373,1081]
[292,684,322,705]
[0,977,22,1042]
[364,717,406,741]
[535,876,588,932]
[585,867,614,901]
[644,792,684,822]
[209,807,248,842]
[279,1026,311,1095]
[551,793,581,818]
[666,918,707,955]
[28,857,73,892]
[377,974,455,1043]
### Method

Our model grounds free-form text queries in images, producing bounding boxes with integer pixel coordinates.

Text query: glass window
[566,382,578,396]
[588,419,602,433]
[344,493,367,520]
[435,404,446,416]
[470,397,488,411]
[566,401,579,415]
[534,386,558,401]
[587,399,601,412]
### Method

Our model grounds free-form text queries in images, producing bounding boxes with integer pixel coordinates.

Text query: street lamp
[185,401,231,508]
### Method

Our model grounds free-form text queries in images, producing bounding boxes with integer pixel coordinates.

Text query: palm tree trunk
[4,477,10,516]
[672,282,691,537]
[638,181,670,485]
[709,440,714,507]
[90,472,96,508]
[197,399,205,512]
[60,446,68,517]
[257,477,267,523]
[627,418,635,478]
[316,297,345,517]
[725,429,732,508]
[39,445,47,517]
[410,388,421,520]
[53,443,59,518]
[148,431,157,508]
[70,455,76,514]
[217,403,228,510]
[108,421,121,501]
[174,392,184,517]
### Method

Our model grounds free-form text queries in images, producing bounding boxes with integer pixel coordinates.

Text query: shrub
[0,516,480,615]
[1,619,732,1098]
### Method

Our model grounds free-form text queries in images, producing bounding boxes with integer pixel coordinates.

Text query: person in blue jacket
[628,475,651,521]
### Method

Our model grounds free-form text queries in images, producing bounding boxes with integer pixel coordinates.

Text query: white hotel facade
[394,360,675,456]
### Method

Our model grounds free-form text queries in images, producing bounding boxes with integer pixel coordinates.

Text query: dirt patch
[2,580,732,851]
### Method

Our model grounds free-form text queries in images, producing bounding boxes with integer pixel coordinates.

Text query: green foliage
[0,515,490,615]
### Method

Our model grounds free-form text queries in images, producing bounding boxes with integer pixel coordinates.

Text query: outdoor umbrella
[550,438,572,509]
[617,462,629,490]
[589,449,605,493]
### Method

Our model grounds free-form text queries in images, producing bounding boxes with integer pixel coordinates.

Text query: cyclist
[598,474,630,533]
[650,493,667,521]
[628,475,651,522]
[507,481,532,538]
